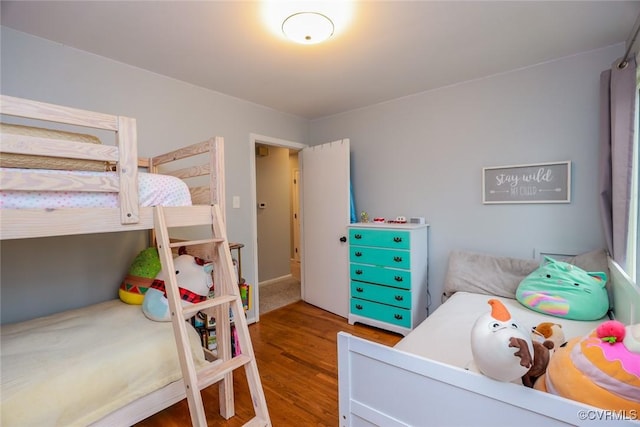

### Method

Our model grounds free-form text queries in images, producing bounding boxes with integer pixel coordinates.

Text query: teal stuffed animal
[516,256,608,321]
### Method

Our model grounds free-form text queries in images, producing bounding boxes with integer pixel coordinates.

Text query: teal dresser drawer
[350,246,410,269]
[350,264,411,289]
[348,223,429,336]
[350,282,411,309]
[349,228,410,250]
[350,298,411,328]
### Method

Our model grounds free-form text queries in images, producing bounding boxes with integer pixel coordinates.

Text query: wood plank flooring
[136,301,402,426]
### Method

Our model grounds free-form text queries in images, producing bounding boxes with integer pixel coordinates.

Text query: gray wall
[309,44,622,313]
[256,146,292,281]
[0,25,623,322]
[0,27,308,324]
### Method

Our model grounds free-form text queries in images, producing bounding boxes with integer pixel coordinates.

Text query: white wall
[309,45,624,313]
[0,27,308,323]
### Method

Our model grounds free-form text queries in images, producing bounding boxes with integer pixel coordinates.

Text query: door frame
[249,133,306,323]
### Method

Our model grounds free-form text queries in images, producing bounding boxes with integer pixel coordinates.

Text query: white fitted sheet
[394,292,604,371]
[0,168,192,209]
[1,300,206,426]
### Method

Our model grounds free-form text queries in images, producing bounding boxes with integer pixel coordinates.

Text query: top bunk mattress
[0,167,192,209]
[394,291,605,372]
[0,299,206,426]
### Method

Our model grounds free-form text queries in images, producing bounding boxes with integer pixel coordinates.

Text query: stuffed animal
[119,247,162,305]
[521,340,554,388]
[470,299,534,382]
[597,319,626,344]
[142,247,213,322]
[516,256,608,320]
[531,321,565,350]
[535,320,640,412]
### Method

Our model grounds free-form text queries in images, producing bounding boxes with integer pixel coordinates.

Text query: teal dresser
[348,223,429,335]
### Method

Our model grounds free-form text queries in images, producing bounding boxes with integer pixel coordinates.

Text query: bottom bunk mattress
[0,168,192,209]
[1,299,206,426]
[395,292,605,377]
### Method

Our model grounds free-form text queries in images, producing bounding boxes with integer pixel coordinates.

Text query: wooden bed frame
[0,95,230,424]
[338,258,640,426]
[0,94,224,240]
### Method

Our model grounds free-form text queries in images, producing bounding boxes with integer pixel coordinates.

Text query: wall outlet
[232,196,240,209]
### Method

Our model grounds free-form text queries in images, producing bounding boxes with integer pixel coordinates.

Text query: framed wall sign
[482,161,571,204]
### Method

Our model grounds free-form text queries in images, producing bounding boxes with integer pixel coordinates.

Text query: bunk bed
[339,252,640,426]
[0,95,229,426]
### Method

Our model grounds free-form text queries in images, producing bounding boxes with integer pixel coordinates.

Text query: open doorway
[249,134,306,322]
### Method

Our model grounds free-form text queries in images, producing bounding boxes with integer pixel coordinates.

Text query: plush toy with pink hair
[535,320,640,411]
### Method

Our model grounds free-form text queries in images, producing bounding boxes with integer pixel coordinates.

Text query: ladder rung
[197,354,252,388]
[153,205,270,426]
[169,238,225,248]
[181,294,237,318]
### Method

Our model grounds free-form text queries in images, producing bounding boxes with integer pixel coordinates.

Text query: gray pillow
[442,249,610,302]
[442,251,538,300]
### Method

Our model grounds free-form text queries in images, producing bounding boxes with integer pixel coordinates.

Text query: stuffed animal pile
[142,247,214,322]
[470,300,563,388]
[534,320,640,412]
[470,255,639,408]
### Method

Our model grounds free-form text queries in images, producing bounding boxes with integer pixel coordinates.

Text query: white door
[300,139,350,317]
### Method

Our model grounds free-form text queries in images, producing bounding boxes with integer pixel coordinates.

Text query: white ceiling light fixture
[262,1,353,44]
[282,11,334,44]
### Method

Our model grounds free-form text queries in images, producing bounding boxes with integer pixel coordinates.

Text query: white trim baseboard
[259,274,293,287]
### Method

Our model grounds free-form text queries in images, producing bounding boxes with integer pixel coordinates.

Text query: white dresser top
[348,222,429,230]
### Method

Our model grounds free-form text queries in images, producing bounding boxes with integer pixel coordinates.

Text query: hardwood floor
[136,301,402,426]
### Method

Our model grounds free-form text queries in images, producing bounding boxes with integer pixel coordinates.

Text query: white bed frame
[0,95,230,424]
[338,258,640,426]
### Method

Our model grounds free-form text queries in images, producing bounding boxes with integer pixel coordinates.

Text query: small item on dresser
[409,216,426,224]
[360,211,369,223]
[387,216,407,224]
[373,217,385,223]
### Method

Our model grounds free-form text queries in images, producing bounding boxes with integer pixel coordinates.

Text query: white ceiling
[2,1,639,120]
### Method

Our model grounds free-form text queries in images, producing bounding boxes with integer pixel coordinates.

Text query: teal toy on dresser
[348,223,429,336]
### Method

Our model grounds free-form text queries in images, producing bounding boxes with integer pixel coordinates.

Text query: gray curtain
[599,55,636,269]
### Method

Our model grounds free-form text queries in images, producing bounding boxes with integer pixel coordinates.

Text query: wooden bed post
[116,116,139,224]
[210,136,226,225]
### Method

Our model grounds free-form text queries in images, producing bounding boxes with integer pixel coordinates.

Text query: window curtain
[599,55,637,270]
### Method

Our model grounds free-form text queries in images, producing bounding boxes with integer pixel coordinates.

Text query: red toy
[596,320,626,344]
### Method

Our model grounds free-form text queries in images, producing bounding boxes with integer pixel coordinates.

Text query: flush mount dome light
[282,12,334,44]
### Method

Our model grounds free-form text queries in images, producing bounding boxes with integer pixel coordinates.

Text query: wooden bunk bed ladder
[154,204,271,427]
